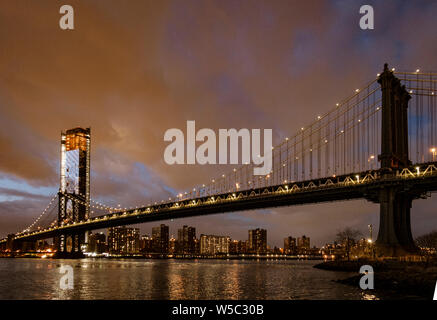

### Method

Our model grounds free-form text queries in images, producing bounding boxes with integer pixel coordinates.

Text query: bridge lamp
[367,239,372,243]
[355,175,360,183]
[416,69,420,73]
[416,166,420,175]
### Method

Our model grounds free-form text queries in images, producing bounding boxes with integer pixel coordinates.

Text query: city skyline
[27,223,378,261]
[86,225,315,255]
[1,1,437,248]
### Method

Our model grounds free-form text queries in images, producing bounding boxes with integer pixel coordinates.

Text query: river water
[0,258,378,300]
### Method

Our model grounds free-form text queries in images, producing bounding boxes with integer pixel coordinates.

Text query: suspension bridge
[1,64,437,257]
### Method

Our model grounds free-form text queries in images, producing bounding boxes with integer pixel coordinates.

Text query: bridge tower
[55,127,91,258]
[375,64,416,256]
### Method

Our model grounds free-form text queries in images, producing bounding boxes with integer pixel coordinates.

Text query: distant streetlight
[430,147,436,162]
[368,155,375,169]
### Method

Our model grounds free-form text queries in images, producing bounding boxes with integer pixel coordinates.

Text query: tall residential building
[229,240,247,254]
[199,235,230,255]
[248,228,267,254]
[107,226,140,254]
[87,232,107,253]
[169,236,177,255]
[297,235,310,254]
[177,225,196,255]
[152,224,169,254]
[284,236,297,255]
[139,234,153,253]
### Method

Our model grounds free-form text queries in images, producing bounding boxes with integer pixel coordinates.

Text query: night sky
[1,0,437,247]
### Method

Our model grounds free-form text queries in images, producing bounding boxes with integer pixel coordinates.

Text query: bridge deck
[3,162,437,243]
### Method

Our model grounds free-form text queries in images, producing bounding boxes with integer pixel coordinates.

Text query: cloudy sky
[1,0,437,247]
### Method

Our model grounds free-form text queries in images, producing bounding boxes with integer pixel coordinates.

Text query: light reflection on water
[0,258,376,300]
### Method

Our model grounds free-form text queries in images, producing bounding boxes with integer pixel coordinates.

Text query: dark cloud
[0,187,48,201]
[1,0,437,246]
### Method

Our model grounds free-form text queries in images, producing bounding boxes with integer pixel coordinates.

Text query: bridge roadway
[2,162,437,243]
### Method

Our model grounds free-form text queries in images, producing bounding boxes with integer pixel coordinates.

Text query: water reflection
[0,258,381,300]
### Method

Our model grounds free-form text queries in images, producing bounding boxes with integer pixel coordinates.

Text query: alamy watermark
[164,121,273,175]
[434,281,437,300]
[59,265,74,290]
[359,265,374,290]
[59,5,74,30]
[359,5,374,30]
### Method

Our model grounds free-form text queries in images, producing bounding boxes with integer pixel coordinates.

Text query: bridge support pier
[54,233,85,259]
[376,187,417,256]
[374,64,417,257]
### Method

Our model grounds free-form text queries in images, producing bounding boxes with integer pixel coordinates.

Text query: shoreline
[314,260,437,300]
[0,253,324,261]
